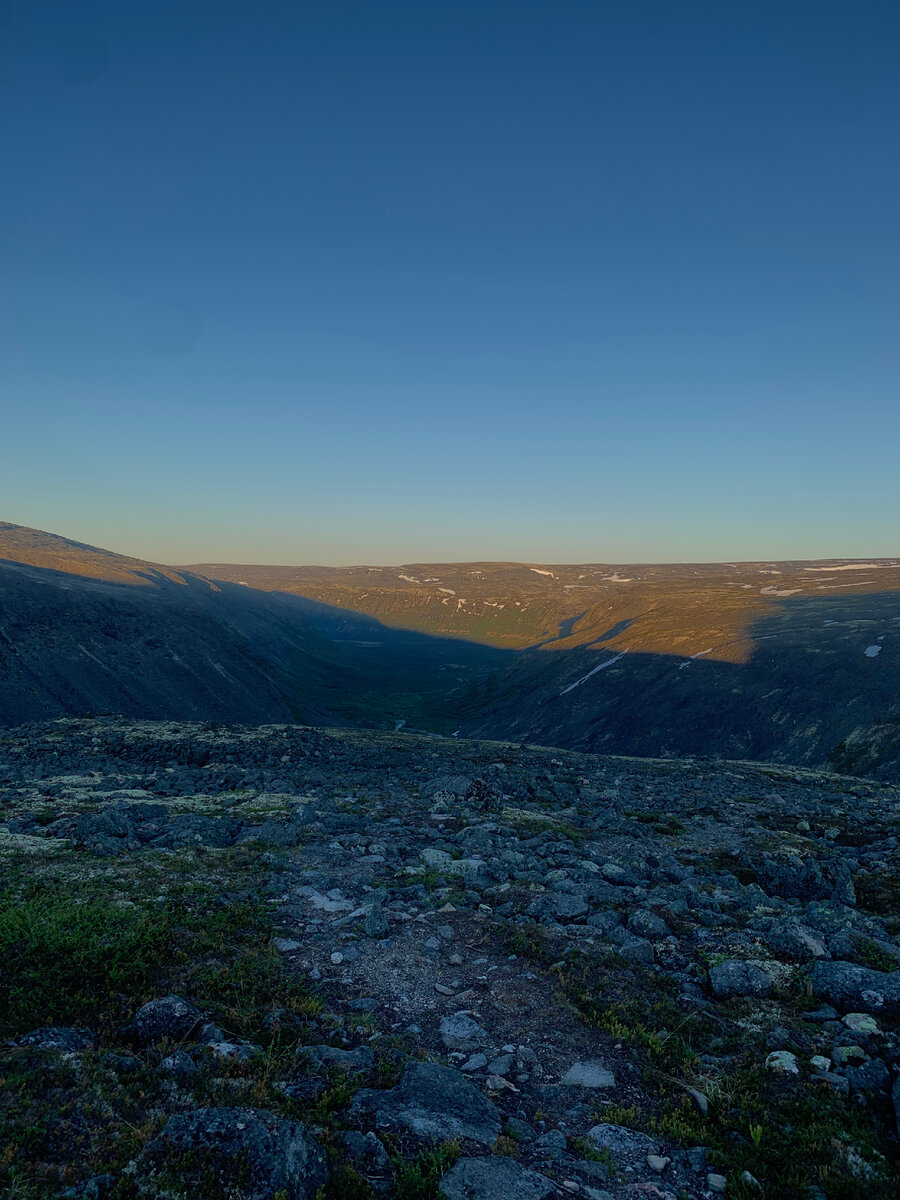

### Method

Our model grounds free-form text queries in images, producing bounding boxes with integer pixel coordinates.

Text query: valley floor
[1,719,900,1199]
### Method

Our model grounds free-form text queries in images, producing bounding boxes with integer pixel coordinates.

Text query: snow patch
[530,568,555,577]
[805,563,887,572]
[761,586,803,597]
[560,651,628,695]
[679,648,714,670]
[864,645,882,658]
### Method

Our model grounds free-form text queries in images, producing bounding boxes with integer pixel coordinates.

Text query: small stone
[765,1050,799,1074]
[685,1087,709,1116]
[435,983,456,996]
[810,1055,831,1072]
[708,1174,727,1193]
[461,1053,488,1072]
[330,952,343,965]
[647,1154,670,1172]
[272,938,301,952]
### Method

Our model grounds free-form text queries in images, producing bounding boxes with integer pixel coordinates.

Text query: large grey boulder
[136,1107,328,1199]
[812,960,900,1016]
[439,1156,555,1200]
[708,960,773,1000]
[349,1062,501,1147]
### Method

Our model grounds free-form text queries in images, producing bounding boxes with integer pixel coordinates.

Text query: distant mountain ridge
[2,523,899,780]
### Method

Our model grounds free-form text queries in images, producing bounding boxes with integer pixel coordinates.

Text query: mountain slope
[0,524,351,726]
[194,556,900,779]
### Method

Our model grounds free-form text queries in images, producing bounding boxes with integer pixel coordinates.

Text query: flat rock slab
[561,1060,616,1088]
[439,1156,556,1200]
[350,1062,501,1148]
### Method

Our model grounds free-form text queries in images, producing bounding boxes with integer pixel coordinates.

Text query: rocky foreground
[2,719,900,1199]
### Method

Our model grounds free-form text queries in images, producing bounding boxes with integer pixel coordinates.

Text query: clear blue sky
[1,1,898,565]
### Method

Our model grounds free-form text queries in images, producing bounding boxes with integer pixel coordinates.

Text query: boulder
[349,1062,501,1147]
[129,995,202,1045]
[812,961,900,1016]
[440,1012,489,1052]
[136,1106,328,1199]
[153,815,243,848]
[561,1060,616,1088]
[586,1123,658,1158]
[627,909,671,939]
[708,960,773,1000]
[439,1156,555,1200]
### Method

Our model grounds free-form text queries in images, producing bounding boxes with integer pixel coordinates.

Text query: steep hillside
[0,524,356,726]
[0,524,508,731]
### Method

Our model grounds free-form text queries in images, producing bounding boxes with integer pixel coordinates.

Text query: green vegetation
[391,1141,460,1200]
[0,876,320,1042]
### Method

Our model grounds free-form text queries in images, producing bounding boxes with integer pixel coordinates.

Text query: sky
[1,0,898,566]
